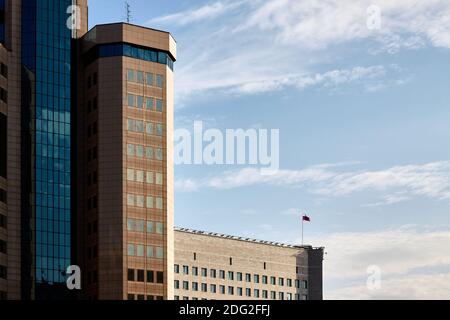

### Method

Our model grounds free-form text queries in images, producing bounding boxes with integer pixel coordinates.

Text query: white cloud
[175,161,450,203]
[308,226,450,299]
[149,1,243,26]
[148,0,450,104]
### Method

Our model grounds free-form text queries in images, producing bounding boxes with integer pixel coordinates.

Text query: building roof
[175,227,320,250]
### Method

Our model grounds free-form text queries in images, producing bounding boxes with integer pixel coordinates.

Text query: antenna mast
[125,1,131,23]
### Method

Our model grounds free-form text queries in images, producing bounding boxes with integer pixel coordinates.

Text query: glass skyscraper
[21,0,73,299]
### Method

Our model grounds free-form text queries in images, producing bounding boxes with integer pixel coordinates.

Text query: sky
[89,0,450,300]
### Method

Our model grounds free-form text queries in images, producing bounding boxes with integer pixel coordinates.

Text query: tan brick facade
[174,228,324,301]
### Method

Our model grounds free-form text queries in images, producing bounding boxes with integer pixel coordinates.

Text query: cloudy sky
[90,0,450,299]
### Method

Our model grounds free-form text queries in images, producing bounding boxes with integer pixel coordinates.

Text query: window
[228,271,234,281]
[302,295,308,301]
[174,265,180,274]
[137,71,144,84]
[192,267,198,276]
[210,284,217,293]
[219,270,225,279]
[137,244,145,257]
[146,196,154,209]
[201,268,207,277]
[210,269,217,278]
[147,221,154,233]
[127,294,135,300]
[156,197,163,210]
[262,275,268,284]
[287,293,293,300]
[183,281,189,290]
[136,120,144,133]
[136,145,144,158]
[127,269,135,281]
[279,292,284,300]
[228,286,234,295]
[156,222,164,234]
[127,94,135,107]
[0,63,7,78]
[183,266,189,275]
[146,171,154,184]
[287,279,292,287]
[237,272,243,281]
[254,289,260,298]
[192,282,198,291]
[146,97,154,110]
[146,122,154,134]
[271,291,276,300]
[145,147,153,159]
[237,287,243,296]
[270,276,276,285]
[127,219,135,231]
[127,69,135,82]
[0,214,6,229]
[246,288,251,297]
[127,244,135,256]
[302,280,308,289]
[219,286,225,294]
[137,96,144,108]
[155,148,163,160]
[254,274,260,283]
[201,283,207,292]
[127,144,134,156]
[0,240,6,254]
[246,273,251,282]
[262,290,268,299]
[127,168,135,181]
[146,73,154,86]
[156,124,163,136]
[156,99,163,112]
[137,269,145,282]
[147,246,154,258]
[156,74,164,88]
[136,220,145,232]
[156,247,164,259]
[0,188,6,204]
[127,194,135,206]
[174,280,180,289]
[147,270,154,283]
[136,195,145,208]
[278,278,284,286]
[157,271,164,284]
[136,170,144,182]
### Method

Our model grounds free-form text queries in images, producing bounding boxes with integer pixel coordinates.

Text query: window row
[127,118,164,136]
[127,168,163,185]
[127,94,164,112]
[127,69,164,88]
[127,269,164,284]
[128,294,163,301]
[126,143,164,161]
[174,282,307,300]
[127,244,164,259]
[127,219,164,234]
[174,265,308,289]
[126,194,164,209]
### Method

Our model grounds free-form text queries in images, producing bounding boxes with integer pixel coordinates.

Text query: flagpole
[301,215,304,246]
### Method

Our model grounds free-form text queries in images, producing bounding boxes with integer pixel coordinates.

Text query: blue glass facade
[85,43,175,70]
[22,0,72,299]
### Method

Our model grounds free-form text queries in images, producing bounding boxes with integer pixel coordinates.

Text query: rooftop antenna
[125,1,132,23]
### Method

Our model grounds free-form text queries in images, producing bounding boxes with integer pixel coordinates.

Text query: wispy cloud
[148,1,244,26]
[308,225,450,299]
[148,0,450,104]
[175,161,450,203]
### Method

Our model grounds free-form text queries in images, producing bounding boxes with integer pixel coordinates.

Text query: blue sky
[89,0,450,299]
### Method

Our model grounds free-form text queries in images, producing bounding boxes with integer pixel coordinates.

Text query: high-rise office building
[75,23,176,300]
